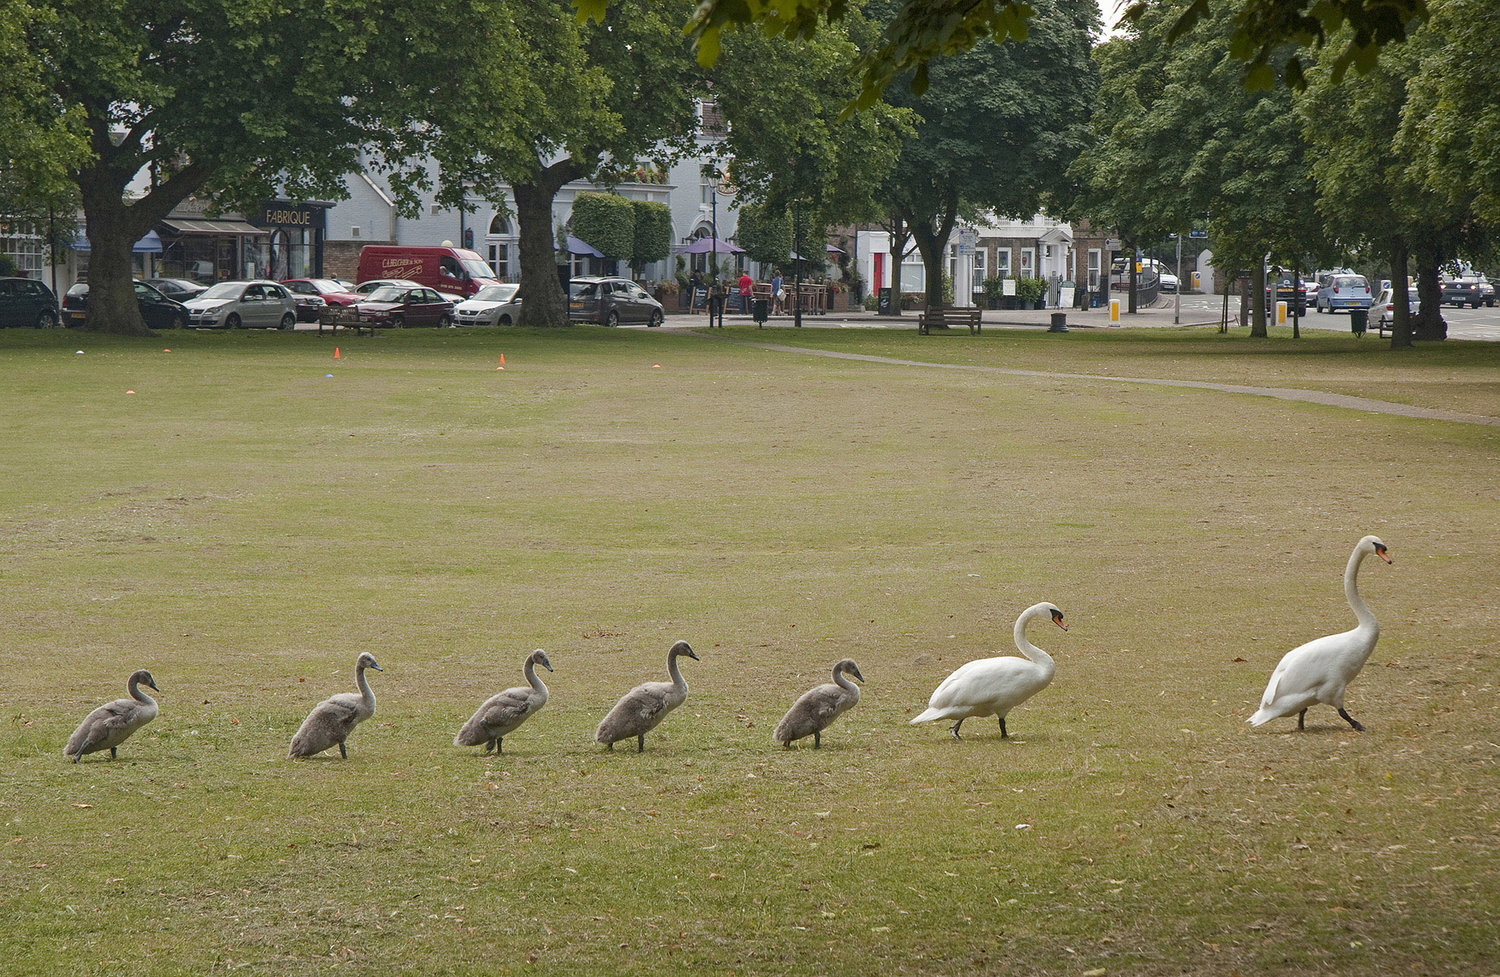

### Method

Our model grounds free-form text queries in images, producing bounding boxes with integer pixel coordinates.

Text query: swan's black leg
[605,741,614,751]
[338,741,347,759]
[999,717,1009,739]
[637,734,645,753]
[73,753,81,764]
[484,738,496,754]
[813,731,821,749]
[1297,709,1307,730]
[497,738,504,755]
[1337,708,1365,732]
[110,747,117,758]
[949,719,964,740]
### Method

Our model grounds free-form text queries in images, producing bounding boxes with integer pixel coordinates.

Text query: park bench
[917,305,982,335]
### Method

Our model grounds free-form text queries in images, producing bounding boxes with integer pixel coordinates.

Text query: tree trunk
[883,216,909,316]
[1388,243,1413,349]
[908,199,957,311]
[1249,263,1268,337]
[513,159,582,328]
[1412,260,1446,342]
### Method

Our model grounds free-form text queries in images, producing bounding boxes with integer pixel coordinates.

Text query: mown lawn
[2,324,1496,976]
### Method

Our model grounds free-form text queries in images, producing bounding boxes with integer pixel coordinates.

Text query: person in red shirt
[738,270,753,315]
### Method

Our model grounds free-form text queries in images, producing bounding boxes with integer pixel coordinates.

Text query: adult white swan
[910,602,1067,740]
[1249,535,1391,731]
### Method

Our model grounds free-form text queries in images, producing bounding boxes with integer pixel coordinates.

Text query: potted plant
[1017,276,1047,309]
[982,276,1004,309]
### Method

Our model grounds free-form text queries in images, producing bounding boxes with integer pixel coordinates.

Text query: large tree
[506,0,703,326]
[884,0,1098,310]
[18,0,531,335]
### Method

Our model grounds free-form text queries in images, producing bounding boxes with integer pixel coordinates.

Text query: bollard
[1276,300,1287,324]
[1110,298,1120,324]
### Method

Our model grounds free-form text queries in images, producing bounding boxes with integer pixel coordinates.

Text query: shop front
[156,202,269,283]
[252,200,332,280]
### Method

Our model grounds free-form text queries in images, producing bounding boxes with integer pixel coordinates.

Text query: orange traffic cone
[334,347,341,359]
[496,353,505,370]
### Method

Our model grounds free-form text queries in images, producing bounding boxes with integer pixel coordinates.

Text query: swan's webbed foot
[637,734,645,753]
[999,718,1009,739]
[949,720,964,740]
[1337,708,1365,732]
[1297,709,1307,731]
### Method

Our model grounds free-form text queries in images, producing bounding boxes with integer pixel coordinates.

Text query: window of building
[995,248,1012,278]
[1,227,45,277]
[1020,247,1035,277]
[1087,249,1101,290]
[972,248,986,281]
[901,252,925,293]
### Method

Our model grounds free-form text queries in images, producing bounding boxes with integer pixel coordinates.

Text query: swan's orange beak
[1376,544,1392,564]
[1051,610,1068,631]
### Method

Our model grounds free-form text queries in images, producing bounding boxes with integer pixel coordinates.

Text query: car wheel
[170,313,187,330]
[226,313,242,329]
[438,314,453,328]
[605,309,620,327]
[1472,301,1481,309]
[35,309,60,329]
[1316,300,1325,313]
[648,309,663,328]
[391,314,405,328]
[279,312,296,330]
[499,314,512,325]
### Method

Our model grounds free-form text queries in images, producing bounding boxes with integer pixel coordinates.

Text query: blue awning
[70,230,164,253]
[566,234,603,257]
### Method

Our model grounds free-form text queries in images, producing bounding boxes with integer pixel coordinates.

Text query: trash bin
[1048,312,1068,333]
[752,298,768,326]
[1350,308,1368,335]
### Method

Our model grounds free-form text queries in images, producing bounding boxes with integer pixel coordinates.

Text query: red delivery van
[356,245,500,299]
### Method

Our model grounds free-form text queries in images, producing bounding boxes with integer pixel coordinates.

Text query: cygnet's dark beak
[369,662,383,671]
[850,666,866,683]
[542,661,555,672]
[146,677,160,691]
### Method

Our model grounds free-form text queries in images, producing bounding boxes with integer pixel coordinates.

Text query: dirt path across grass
[684,331,1500,428]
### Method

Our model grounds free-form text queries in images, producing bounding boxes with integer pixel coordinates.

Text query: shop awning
[69,230,164,253]
[160,218,266,235]
[566,234,604,257]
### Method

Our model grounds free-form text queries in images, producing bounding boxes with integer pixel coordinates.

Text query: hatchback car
[282,278,361,321]
[1373,284,1421,334]
[62,280,189,329]
[568,277,664,326]
[454,283,523,326]
[183,280,298,329]
[1439,277,1496,308]
[144,277,208,302]
[351,285,454,328]
[1314,274,1372,313]
[0,277,60,328]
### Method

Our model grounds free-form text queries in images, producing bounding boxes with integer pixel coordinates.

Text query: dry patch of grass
[2,326,1496,975]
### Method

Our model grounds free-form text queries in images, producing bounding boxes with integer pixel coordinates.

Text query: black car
[0,277,60,328]
[143,277,208,302]
[1439,278,1496,308]
[62,280,189,329]
[567,277,664,326]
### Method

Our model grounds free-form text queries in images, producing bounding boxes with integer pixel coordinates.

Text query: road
[1167,292,1500,341]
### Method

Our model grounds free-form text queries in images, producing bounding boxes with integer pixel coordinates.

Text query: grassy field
[2,323,1497,976]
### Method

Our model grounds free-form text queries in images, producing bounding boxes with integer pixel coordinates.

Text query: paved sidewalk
[665,302,1222,331]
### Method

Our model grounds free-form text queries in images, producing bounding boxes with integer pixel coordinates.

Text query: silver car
[184,280,298,329]
[454,283,522,326]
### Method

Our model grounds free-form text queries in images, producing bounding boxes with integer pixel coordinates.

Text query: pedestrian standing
[738,269,753,316]
[771,269,784,316]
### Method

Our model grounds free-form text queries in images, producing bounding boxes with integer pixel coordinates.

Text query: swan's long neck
[832,665,858,692]
[667,651,689,694]
[524,658,548,694]
[1015,610,1056,673]
[355,664,375,708]
[1344,548,1378,631]
[127,676,156,707]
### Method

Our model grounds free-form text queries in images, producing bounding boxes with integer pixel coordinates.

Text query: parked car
[1372,284,1420,333]
[144,277,208,302]
[454,283,523,326]
[62,280,189,329]
[568,277,664,326]
[0,277,60,328]
[183,280,298,329]
[1265,273,1309,313]
[1439,277,1496,308]
[350,285,455,328]
[282,278,361,322]
[352,278,424,296]
[1314,274,1372,313]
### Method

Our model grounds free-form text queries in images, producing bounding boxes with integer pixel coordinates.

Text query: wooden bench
[917,306,982,335]
[321,305,382,336]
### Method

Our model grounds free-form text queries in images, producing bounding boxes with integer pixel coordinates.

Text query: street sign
[957,228,977,255]
[1104,238,1121,251]
[1188,228,1208,239]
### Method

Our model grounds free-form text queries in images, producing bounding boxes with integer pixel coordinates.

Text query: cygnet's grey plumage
[595,640,697,752]
[773,658,864,749]
[64,669,160,762]
[455,649,553,754]
[288,652,381,759]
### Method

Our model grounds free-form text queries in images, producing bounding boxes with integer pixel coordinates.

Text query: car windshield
[308,279,345,292]
[198,282,245,300]
[569,282,598,299]
[364,287,406,302]
[459,257,494,279]
[473,284,518,302]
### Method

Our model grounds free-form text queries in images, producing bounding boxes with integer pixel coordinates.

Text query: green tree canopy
[570,192,635,261]
[734,202,794,269]
[630,200,673,278]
